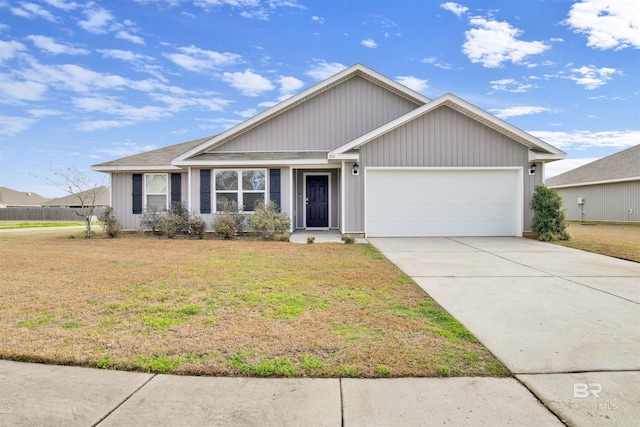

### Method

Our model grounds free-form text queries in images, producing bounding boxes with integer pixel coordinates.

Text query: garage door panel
[366,169,520,237]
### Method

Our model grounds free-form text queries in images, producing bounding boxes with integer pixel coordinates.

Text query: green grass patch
[0,221,84,230]
[134,355,182,373]
[394,299,476,343]
[16,312,55,328]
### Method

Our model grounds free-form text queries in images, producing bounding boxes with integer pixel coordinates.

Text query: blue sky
[1,0,638,197]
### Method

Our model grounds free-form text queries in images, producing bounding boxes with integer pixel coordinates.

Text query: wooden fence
[0,207,106,221]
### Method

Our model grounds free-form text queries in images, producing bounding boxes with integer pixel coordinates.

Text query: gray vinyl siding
[344,106,543,233]
[110,172,139,230]
[211,76,419,153]
[554,181,639,223]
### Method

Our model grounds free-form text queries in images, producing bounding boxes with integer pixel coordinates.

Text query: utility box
[577,197,585,205]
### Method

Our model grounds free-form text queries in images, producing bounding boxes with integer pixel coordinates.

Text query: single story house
[92,64,565,237]
[0,187,49,208]
[41,186,111,209]
[546,144,639,223]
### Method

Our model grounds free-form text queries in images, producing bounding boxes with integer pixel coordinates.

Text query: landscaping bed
[0,230,508,378]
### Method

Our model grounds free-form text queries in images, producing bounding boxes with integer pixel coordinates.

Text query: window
[145,173,168,211]
[214,169,266,212]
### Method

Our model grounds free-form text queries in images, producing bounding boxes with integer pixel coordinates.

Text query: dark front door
[306,175,329,228]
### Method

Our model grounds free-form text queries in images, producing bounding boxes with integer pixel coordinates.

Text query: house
[41,186,111,209]
[0,187,49,208]
[92,64,565,237]
[546,145,639,223]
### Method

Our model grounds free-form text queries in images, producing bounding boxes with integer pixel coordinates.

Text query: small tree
[531,185,570,241]
[248,200,291,240]
[46,165,105,238]
[99,207,121,238]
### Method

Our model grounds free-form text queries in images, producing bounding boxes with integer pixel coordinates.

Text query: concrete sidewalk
[1,360,561,426]
[370,237,640,427]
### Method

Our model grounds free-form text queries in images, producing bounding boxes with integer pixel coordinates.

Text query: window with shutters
[214,169,266,212]
[144,173,168,211]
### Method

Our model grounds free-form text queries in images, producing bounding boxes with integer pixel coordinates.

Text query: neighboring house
[92,64,565,237]
[0,187,49,208]
[41,186,111,209]
[546,145,639,223]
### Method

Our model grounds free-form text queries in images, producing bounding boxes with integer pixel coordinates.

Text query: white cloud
[0,40,27,63]
[544,158,599,179]
[305,59,347,80]
[42,0,80,11]
[78,4,114,34]
[312,16,324,24]
[421,57,453,70]
[258,101,278,108]
[490,106,551,119]
[395,76,428,93]
[0,75,48,102]
[441,2,468,17]
[164,45,242,72]
[73,96,171,122]
[529,130,640,150]
[463,17,550,68]
[235,108,258,118]
[95,141,159,157]
[10,2,58,22]
[278,75,304,95]
[361,38,377,48]
[26,35,90,55]
[221,69,275,96]
[192,0,303,20]
[76,120,135,131]
[569,65,619,89]
[27,109,62,117]
[566,0,640,50]
[98,49,166,81]
[0,115,35,135]
[489,78,536,93]
[115,30,145,45]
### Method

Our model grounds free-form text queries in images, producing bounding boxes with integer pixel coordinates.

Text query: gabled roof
[172,64,431,165]
[42,186,110,206]
[329,93,566,161]
[92,135,211,172]
[0,187,49,206]
[546,144,640,188]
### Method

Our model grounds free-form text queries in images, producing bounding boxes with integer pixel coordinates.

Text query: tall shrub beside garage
[531,185,570,241]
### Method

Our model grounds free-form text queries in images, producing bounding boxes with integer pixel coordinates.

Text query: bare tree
[47,165,104,237]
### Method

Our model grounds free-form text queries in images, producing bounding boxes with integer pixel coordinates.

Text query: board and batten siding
[211,76,420,153]
[343,106,543,233]
[554,181,639,223]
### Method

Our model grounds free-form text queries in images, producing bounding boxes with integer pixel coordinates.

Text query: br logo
[573,383,602,398]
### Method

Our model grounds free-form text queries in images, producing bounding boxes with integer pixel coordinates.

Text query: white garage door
[366,168,522,237]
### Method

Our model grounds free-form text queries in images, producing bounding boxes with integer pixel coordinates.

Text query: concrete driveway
[369,237,640,427]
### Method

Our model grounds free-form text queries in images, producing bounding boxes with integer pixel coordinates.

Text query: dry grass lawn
[552,222,640,263]
[0,230,508,378]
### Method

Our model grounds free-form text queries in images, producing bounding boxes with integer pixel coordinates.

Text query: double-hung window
[215,169,266,212]
[145,173,168,211]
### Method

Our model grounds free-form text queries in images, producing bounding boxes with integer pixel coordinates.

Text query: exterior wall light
[352,162,360,176]
[529,162,537,176]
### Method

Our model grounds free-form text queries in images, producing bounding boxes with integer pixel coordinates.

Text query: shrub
[248,201,291,240]
[140,205,162,234]
[157,214,184,239]
[98,207,121,238]
[531,185,570,241]
[307,236,315,244]
[188,216,206,239]
[341,235,355,244]
[212,201,243,239]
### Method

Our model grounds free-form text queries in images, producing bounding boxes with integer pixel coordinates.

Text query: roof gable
[42,186,110,206]
[173,64,431,164]
[329,93,565,161]
[546,144,640,187]
[0,187,49,206]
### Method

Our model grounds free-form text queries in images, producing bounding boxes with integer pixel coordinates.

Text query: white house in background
[546,145,639,223]
[92,64,565,237]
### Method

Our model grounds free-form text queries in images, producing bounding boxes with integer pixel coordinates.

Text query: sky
[0,0,638,198]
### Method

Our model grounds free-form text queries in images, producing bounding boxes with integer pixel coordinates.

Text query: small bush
[307,236,315,244]
[140,205,162,234]
[531,185,570,241]
[188,216,206,239]
[341,235,355,244]
[212,214,237,239]
[98,207,121,238]
[157,214,184,239]
[247,201,290,240]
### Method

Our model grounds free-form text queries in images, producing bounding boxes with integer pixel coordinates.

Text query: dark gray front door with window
[306,175,329,228]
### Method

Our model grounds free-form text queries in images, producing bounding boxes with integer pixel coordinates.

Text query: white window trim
[213,168,268,213]
[143,173,169,212]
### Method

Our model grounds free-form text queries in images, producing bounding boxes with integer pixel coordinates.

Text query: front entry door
[306,175,329,228]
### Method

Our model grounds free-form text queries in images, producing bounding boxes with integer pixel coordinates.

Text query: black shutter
[269,169,281,211]
[132,174,143,214]
[200,169,211,214]
[171,173,182,204]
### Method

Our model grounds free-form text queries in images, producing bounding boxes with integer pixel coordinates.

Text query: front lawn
[0,231,508,378]
[552,221,640,262]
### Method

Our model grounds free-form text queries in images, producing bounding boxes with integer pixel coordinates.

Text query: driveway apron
[369,237,640,427]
